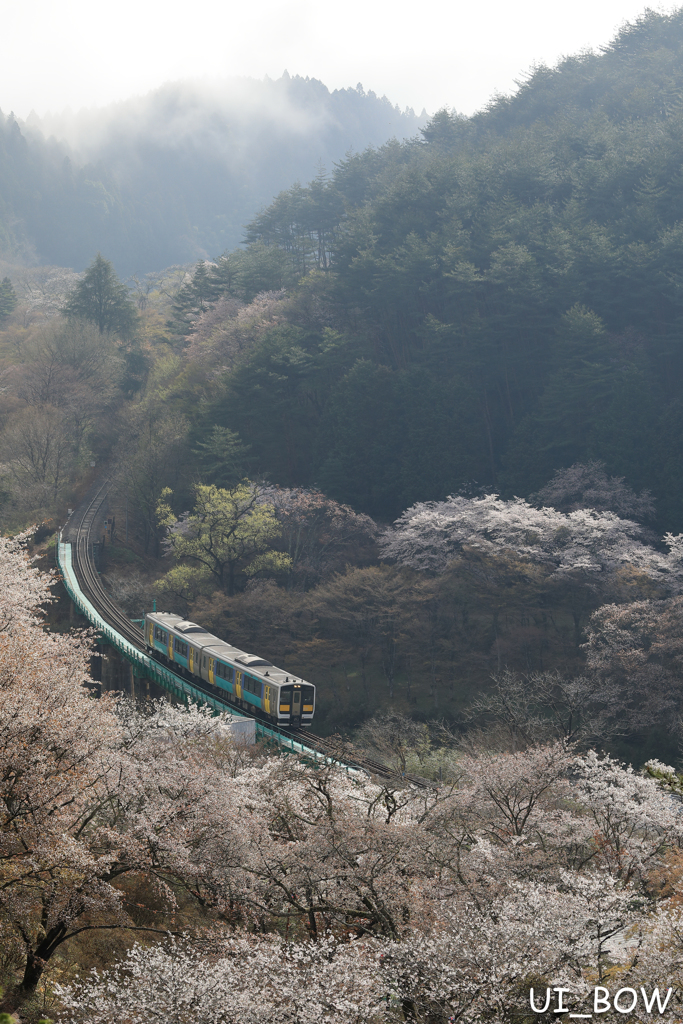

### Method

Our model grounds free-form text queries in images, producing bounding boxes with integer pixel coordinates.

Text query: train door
[208,658,214,686]
[291,685,301,726]
[189,647,194,674]
[235,670,243,700]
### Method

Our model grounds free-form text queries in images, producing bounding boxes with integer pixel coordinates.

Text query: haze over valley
[0,75,425,275]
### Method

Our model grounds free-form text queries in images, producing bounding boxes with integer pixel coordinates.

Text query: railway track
[290,729,434,787]
[70,479,144,647]
[65,482,434,790]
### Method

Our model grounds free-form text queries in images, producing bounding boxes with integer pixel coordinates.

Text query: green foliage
[191,426,250,488]
[0,277,17,321]
[171,10,683,531]
[244,169,345,280]
[166,260,221,337]
[63,253,138,338]
[156,483,291,598]
[643,759,683,796]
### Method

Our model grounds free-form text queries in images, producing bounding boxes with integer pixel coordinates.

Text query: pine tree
[63,254,138,337]
[166,260,218,337]
[0,276,17,322]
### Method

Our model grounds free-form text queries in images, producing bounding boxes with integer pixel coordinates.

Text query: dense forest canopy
[154,8,683,537]
[0,75,425,276]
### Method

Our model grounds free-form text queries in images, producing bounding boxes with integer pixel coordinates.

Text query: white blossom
[380,493,683,593]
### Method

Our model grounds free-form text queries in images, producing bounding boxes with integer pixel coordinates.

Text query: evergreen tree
[167,260,227,337]
[0,277,17,322]
[192,425,250,488]
[63,254,138,338]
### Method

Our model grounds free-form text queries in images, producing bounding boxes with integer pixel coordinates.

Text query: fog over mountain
[0,74,426,277]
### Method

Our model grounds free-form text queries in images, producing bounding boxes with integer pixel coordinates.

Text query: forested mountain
[0,75,425,276]
[6,9,683,738]
[163,9,683,536]
[10,23,683,1010]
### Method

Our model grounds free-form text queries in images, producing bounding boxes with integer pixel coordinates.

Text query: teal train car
[144,612,315,728]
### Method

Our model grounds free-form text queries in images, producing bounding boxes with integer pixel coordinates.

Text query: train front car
[272,676,316,728]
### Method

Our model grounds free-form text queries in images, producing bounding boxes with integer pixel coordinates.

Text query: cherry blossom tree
[198,756,437,940]
[182,290,286,374]
[532,461,656,522]
[9,529,683,1022]
[0,610,122,1012]
[256,484,379,589]
[380,494,680,589]
[584,596,683,735]
[0,537,255,1015]
[381,493,683,650]
[464,668,625,748]
[0,530,53,632]
[573,751,683,882]
[59,934,386,1024]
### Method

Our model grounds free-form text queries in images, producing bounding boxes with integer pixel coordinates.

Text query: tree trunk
[0,951,47,1014]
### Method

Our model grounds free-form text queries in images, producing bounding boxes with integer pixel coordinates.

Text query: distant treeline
[0,76,425,276]
[164,9,683,536]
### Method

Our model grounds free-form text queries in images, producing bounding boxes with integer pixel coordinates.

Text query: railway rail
[70,479,145,647]
[58,481,433,789]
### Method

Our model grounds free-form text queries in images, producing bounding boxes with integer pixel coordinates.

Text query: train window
[203,657,207,668]
[174,638,188,657]
[302,685,314,712]
[279,686,292,712]
[154,626,168,643]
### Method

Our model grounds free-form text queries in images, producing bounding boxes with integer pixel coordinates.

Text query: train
[144,611,315,728]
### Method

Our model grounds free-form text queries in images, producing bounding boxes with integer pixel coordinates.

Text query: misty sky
[2,0,674,121]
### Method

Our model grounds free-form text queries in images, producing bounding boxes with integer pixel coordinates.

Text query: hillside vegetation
[166,9,683,535]
[3,11,683,751]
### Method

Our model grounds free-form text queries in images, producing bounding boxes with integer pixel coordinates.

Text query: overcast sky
[2,0,674,122]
